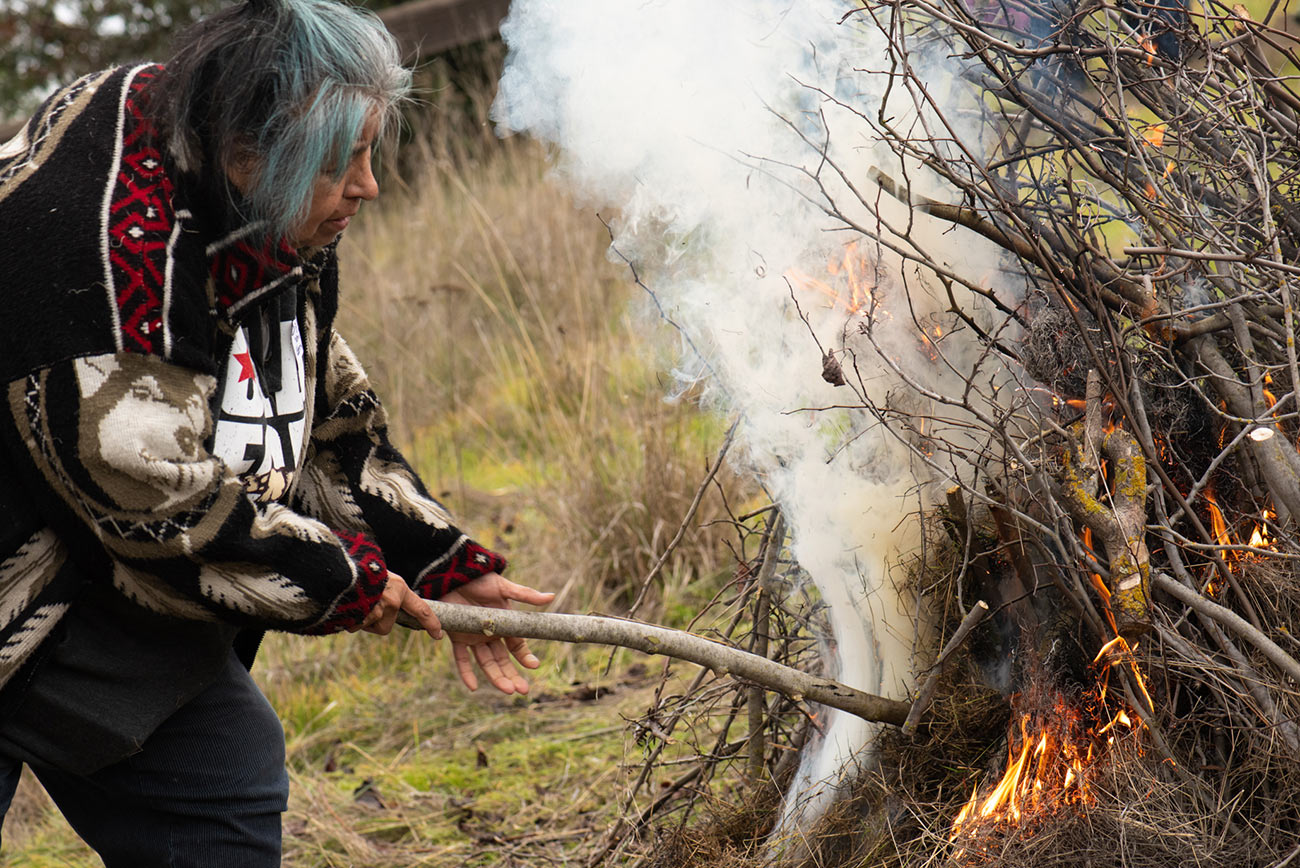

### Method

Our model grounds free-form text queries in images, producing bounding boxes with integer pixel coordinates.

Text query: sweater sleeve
[293,329,507,601]
[1,353,389,633]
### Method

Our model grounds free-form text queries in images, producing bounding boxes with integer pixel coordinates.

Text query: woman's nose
[348,158,379,201]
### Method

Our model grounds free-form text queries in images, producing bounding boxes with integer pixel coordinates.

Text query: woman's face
[289,110,382,249]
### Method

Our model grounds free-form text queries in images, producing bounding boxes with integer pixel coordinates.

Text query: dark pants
[0,651,288,866]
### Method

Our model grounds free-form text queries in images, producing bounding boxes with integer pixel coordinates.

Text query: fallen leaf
[352,779,387,810]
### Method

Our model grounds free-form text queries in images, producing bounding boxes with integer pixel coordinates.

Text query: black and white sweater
[0,64,504,693]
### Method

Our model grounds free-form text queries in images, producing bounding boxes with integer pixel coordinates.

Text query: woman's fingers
[452,641,478,692]
[472,643,509,693]
[399,584,443,640]
[474,641,528,694]
[436,574,553,693]
[362,573,424,637]
[505,635,541,669]
[356,573,545,696]
[448,636,530,695]
[361,580,396,635]
[376,598,401,634]
[501,578,556,608]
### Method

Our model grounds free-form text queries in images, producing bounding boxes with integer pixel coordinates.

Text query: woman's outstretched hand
[356,572,443,639]
[439,572,555,695]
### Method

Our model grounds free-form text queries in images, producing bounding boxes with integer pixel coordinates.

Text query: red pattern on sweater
[210,237,298,311]
[307,530,390,634]
[416,540,508,600]
[108,66,175,354]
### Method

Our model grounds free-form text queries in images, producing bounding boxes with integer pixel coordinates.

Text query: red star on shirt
[234,350,256,383]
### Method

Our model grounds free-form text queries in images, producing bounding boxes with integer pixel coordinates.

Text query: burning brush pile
[655,3,1300,866]
[790,0,1300,862]
[491,0,1300,864]
[771,367,1300,868]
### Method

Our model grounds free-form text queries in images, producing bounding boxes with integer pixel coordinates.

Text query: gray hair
[148,0,410,240]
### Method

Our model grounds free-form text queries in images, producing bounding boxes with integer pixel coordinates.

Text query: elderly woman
[0,0,550,862]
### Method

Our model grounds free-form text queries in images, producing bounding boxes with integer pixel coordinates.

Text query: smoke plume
[493,0,1016,828]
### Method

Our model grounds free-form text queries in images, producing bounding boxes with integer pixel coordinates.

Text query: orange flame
[824,240,874,313]
[1248,509,1276,549]
[918,322,946,362]
[1153,435,1171,463]
[1202,490,1279,596]
[1206,491,1276,567]
[1140,35,1157,64]
[1081,528,1120,635]
[786,269,850,311]
[1205,490,1232,548]
[1094,635,1154,715]
[786,242,877,314]
[953,581,1151,856]
[949,683,1132,854]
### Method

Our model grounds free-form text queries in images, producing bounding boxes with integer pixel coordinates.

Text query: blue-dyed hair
[149,0,410,241]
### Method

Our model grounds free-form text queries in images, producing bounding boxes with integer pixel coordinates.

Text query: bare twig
[627,419,739,617]
[902,599,990,735]
[1152,571,1300,684]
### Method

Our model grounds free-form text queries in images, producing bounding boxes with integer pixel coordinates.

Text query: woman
[0,0,551,863]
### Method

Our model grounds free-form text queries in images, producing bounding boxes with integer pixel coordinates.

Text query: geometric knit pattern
[304,530,390,635]
[415,540,508,601]
[107,65,175,355]
[210,235,301,317]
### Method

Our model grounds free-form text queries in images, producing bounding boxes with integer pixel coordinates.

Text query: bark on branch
[401,601,912,726]
[1152,571,1300,684]
[1058,370,1153,637]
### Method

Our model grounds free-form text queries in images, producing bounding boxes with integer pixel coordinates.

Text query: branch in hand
[401,601,911,725]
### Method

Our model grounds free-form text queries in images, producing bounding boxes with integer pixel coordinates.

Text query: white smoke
[494,0,1015,833]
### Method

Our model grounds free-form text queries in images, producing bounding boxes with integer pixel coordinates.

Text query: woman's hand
[355,572,443,640]
[439,572,555,695]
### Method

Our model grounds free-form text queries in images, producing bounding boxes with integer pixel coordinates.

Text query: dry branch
[902,599,990,735]
[403,601,911,725]
[1152,571,1300,684]
[1057,370,1153,636]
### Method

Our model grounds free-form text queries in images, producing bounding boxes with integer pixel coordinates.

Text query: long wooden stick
[403,602,911,725]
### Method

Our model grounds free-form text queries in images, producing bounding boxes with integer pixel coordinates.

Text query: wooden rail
[0,0,510,144]
[380,0,511,63]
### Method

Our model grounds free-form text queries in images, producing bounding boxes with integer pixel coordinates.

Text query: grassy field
[2,65,755,865]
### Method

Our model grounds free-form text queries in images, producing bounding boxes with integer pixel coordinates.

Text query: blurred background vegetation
[1,2,763,864]
[0,0,419,117]
[2,0,212,115]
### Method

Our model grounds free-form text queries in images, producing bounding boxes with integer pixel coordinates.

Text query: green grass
[268,630,663,867]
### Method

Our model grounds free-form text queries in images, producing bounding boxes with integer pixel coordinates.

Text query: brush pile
[624,0,1300,864]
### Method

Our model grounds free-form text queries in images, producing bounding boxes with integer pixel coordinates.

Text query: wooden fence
[0,0,510,143]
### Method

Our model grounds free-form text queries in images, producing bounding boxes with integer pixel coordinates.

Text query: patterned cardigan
[0,64,505,693]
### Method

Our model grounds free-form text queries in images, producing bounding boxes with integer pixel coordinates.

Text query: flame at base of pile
[949,645,1147,862]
